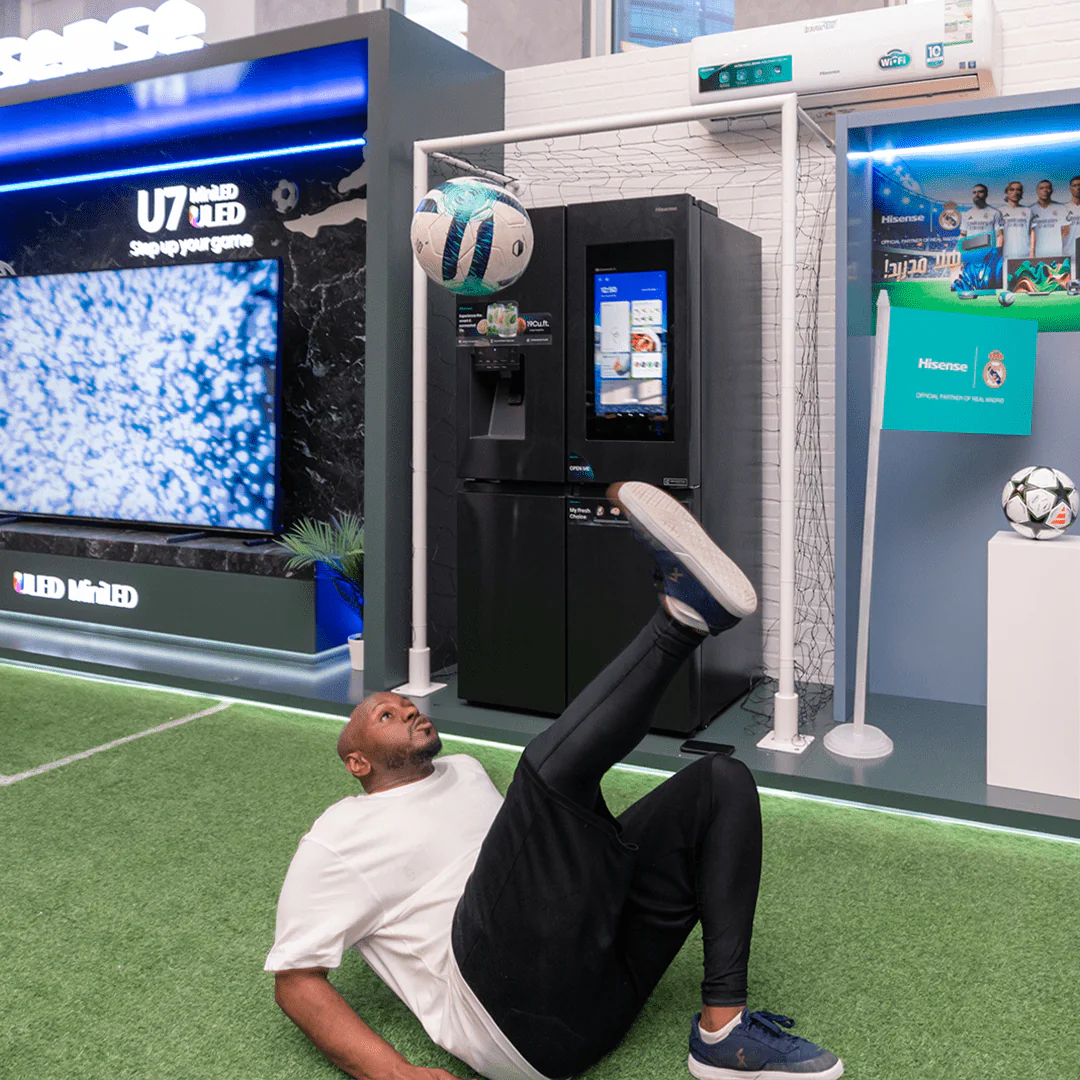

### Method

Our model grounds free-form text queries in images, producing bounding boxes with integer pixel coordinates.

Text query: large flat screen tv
[0,259,281,533]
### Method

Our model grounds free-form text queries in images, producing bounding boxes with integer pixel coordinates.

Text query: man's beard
[380,736,443,771]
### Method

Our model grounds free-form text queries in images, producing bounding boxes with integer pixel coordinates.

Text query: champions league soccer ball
[1001,466,1080,540]
[998,290,1016,307]
[411,178,533,296]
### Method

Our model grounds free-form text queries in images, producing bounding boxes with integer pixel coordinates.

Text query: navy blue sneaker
[688,1011,843,1080]
[607,481,758,634]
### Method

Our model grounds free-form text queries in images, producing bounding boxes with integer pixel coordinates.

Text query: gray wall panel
[257,0,349,34]
[864,333,1080,708]
[469,0,584,69]
[362,12,503,690]
[837,88,1080,721]
[0,0,20,34]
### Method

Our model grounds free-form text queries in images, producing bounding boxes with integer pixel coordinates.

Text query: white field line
[0,701,230,787]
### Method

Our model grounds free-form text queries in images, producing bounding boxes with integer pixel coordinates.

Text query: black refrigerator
[456,195,762,735]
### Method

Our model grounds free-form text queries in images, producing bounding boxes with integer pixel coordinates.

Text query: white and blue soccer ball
[1002,465,1080,540]
[998,290,1016,307]
[410,178,533,296]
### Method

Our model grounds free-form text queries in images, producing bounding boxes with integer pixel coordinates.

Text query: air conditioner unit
[690,0,999,115]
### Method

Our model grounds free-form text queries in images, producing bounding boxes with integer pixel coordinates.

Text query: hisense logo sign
[0,1,205,92]
[12,572,139,609]
[918,357,968,373]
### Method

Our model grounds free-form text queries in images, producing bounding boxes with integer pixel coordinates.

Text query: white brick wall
[501,1,1080,683]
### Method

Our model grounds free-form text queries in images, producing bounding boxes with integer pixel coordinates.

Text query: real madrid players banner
[871,124,1080,333]
[882,306,1038,435]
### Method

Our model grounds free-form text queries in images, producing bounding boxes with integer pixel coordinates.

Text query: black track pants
[451,608,763,1078]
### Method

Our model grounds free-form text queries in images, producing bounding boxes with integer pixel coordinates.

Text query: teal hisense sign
[882,306,1038,435]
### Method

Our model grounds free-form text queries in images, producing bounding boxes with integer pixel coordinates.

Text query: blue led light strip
[847,129,1080,162]
[0,136,367,195]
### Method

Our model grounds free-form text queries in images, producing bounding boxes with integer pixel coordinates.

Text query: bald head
[337,692,442,792]
[338,692,404,761]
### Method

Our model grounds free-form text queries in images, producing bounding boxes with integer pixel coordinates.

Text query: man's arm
[274,968,467,1080]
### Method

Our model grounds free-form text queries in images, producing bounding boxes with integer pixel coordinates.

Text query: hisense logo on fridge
[0,1,205,91]
[12,572,139,609]
[137,182,246,233]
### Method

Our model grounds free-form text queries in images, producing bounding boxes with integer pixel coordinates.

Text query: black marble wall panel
[0,141,368,554]
[272,161,367,528]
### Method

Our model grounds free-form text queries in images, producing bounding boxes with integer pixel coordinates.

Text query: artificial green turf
[0,664,217,774]
[2,671,1080,1080]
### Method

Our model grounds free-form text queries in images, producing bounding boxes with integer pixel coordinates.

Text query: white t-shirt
[1030,202,1068,257]
[959,205,1001,242]
[1062,201,1080,256]
[266,755,548,1080]
[999,204,1033,261]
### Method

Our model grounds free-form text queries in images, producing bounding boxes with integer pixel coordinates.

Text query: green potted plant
[278,512,365,669]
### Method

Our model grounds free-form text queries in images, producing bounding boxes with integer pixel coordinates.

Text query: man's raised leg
[523,480,759,811]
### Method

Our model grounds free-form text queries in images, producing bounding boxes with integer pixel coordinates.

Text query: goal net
[425,114,836,731]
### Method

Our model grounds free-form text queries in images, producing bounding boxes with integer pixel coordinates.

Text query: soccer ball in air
[998,290,1016,307]
[410,178,533,296]
[1001,466,1079,540]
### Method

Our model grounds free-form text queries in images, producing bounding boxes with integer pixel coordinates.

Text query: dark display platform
[0,521,305,577]
[0,522,362,654]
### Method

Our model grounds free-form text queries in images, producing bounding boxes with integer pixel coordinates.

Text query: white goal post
[397,93,815,752]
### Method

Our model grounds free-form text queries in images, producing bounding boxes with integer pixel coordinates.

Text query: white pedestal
[987,531,1080,799]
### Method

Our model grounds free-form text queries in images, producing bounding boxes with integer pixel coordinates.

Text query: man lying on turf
[266,481,844,1080]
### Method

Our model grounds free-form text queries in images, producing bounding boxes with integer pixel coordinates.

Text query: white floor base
[824,722,894,760]
[757,730,815,754]
[393,647,447,699]
[392,681,448,698]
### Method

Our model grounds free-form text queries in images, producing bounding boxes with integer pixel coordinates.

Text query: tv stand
[0,519,360,658]
[166,531,208,544]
